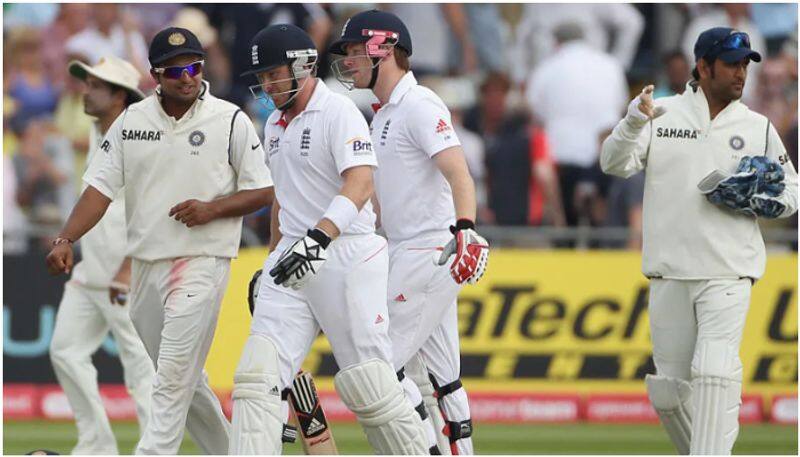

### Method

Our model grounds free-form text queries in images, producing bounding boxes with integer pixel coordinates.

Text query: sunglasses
[153,60,204,79]
[707,32,751,58]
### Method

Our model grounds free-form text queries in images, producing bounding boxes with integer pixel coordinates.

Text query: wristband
[449,218,475,234]
[307,228,332,249]
[53,237,73,246]
[321,195,359,234]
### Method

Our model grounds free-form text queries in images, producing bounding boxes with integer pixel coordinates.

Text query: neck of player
[373,66,407,106]
[161,94,196,120]
[100,105,126,135]
[700,81,733,120]
[285,77,318,123]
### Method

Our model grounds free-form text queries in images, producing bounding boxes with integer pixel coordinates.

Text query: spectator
[201,3,331,106]
[751,3,798,55]
[465,72,565,226]
[40,3,92,88]
[12,118,76,227]
[53,64,93,162]
[3,3,59,29]
[64,4,149,77]
[452,4,507,74]
[750,57,796,139]
[386,4,479,76]
[654,50,691,98]
[525,22,627,227]
[513,4,644,84]
[681,4,766,103]
[6,27,59,124]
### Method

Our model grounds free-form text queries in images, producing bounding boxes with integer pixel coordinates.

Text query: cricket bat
[290,370,338,455]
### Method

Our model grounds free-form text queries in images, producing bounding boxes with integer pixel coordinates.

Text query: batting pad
[690,339,743,455]
[406,354,451,455]
[646,374,692,455]
[335,359,429,454]
[230,335,284,455]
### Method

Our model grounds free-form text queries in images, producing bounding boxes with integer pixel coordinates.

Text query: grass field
[3,420,796,455]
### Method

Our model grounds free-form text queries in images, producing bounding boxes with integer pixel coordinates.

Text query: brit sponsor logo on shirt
[300,128,311,156]
[268,136,280,156]
[655,127,700,139]
[122,129,164,141]
[346,136,373,156]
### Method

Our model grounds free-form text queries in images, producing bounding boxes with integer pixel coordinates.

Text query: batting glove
[750,193,786,219]
[706,171,758,211]
[269,228,330,290]
[437,219,489,285]
[247,269,262,315]
[736,156,785,197]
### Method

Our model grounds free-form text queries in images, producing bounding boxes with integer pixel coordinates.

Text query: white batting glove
[269,229,330,290]
[436,219,489,285]
[626,85,667,130]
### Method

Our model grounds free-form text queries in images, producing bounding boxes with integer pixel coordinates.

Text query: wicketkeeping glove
[736,156,785,197]
[269,228,330,290]
[750,193,786,218]
[247,269,262,315]
[436,219,489,285]
[705,171,758,211]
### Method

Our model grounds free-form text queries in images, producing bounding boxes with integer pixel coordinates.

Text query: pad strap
[414,401,428,420]
[430,376,463,398]
[446,419,473,443]
[396,368,405,382]
[281,388,292,401]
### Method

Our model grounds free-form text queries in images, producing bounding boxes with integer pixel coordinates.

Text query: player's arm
[47,113,127,275]
[269,103,377,289]
[755,123,798,218]
[600,85,663,178]
[268,197,282,252]
[171,112,274,227]
[434,146,477,222]
[109,257,132,305]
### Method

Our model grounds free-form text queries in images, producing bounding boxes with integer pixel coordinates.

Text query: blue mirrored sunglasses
[154,60,204,79]
[712,32,751,53]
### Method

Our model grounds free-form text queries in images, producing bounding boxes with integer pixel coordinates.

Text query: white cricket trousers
[649,277,751,455]
[129,256,231,455]
[388,231,472,454]
[50,282,154,455]
[251,233,393,391]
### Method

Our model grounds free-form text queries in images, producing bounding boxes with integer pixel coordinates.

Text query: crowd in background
[4,3,798,254]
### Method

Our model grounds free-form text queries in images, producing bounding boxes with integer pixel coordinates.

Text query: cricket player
[600,27,797,455]
[46,27,274,454]
[230,23,428,455]
[330,10,490,455]
[49,56,153,455]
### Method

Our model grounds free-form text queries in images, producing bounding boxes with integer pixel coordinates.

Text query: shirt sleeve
[327,100,377,174]
[229,110,274,191]
[765,121,798,217]
[84,111,125,199]
[406,97,461,158]
[600,116,652,179]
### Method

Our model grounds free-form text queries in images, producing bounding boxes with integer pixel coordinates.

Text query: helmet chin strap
[277,77,299,111]
[368,57,380,89]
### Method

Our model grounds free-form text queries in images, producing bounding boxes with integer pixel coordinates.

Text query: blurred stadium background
[3,2,797,454]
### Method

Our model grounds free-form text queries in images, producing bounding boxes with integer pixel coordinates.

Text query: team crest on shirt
[188,130,205,147]
[300,128,311,155]
[346,136,373,156]
[729,135,745,151]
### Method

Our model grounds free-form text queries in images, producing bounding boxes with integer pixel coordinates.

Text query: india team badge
[168,32,186,46]
[189,130,205,147]
[729,135,745,151]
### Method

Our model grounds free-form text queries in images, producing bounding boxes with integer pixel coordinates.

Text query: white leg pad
[406,354,451,455]
[335,359,429,454]
[229,335,284,455]
[645,374,692,455]
[690,339,743,455]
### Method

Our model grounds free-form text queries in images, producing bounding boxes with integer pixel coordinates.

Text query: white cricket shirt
[263,79,377,239]
[71,122,127,289]
[86,81,274,261]
[601,82,798,280]
[370,72,461,242]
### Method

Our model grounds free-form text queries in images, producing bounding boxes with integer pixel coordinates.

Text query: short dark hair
[394,47,410,71]
[479,71,512,94]
[691,56,715,81]
[109,84,138,107]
